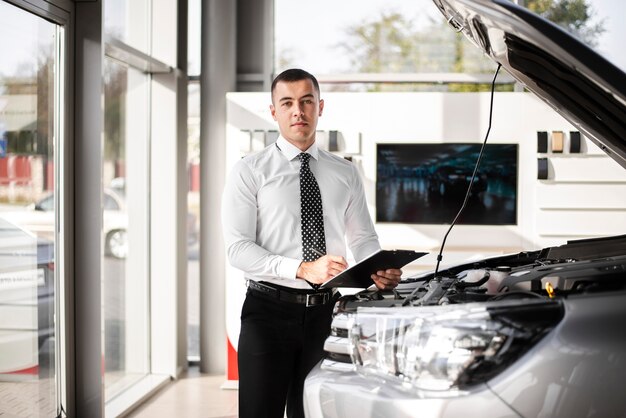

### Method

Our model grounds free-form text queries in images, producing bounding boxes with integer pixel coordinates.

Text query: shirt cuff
[279,256,302,280]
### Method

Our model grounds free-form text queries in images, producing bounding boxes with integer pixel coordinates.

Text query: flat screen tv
[376,143,518,225]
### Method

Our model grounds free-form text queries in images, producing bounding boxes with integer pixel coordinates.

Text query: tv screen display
[376,143,518,225]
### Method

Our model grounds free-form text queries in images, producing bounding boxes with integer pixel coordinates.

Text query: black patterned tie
[299,153,326,262]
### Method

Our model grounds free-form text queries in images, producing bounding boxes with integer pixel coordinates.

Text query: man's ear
[318,99,324,117]
[270,104,277,121]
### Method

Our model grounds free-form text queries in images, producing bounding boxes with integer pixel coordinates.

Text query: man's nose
[293,104,304,116]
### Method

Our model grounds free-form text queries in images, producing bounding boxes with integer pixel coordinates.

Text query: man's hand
[297,255,348,284]
[371,269,402,290]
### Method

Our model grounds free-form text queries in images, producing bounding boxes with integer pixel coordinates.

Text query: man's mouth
[291,121,307,127]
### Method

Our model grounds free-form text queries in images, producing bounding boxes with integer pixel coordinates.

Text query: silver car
[303,1,626,417]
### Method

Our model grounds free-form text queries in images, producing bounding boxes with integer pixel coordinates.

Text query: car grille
[321,313,355,372]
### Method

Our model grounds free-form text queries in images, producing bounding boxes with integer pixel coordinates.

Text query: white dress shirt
[222,135,381,289]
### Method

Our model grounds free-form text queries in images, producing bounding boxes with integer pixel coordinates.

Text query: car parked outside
[2,188,199,259]
[2,189,129,258]
[303,1,626,417]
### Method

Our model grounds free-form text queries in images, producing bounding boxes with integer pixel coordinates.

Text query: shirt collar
[276,135,320,161]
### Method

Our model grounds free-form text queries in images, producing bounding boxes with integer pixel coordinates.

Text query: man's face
[270,79,324,151]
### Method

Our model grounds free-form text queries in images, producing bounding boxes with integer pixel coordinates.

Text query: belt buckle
[306,292,329,307]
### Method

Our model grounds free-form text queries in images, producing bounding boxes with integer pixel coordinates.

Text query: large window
[102,1,183,414]
[102,58,151,400]
[0,2,61,416]
[187,81,200,361]
[187,0,201,362]
[274,0,625,90]
[274,0,497,91]
[1,0,185,416]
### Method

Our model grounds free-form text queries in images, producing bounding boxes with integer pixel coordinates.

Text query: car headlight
[349,300,562,392]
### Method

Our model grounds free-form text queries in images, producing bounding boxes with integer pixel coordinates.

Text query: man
[221,68,402,418]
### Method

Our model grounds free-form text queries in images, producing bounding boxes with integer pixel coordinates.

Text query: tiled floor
[125,367,238,418]
[0,377,56,418]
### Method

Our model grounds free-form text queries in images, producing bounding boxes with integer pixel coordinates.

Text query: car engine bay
[336,234,626,311]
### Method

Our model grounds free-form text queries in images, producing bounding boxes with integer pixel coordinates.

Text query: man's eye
[282,102,291,107]
[303,99,313,105]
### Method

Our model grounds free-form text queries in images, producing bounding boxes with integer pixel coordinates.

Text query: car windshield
[38,196,54,211]
[103,192,121,211]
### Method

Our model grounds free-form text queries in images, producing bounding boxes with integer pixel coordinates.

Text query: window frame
[1,0,70,416]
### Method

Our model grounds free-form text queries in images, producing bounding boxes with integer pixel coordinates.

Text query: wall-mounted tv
[376,143,518,225]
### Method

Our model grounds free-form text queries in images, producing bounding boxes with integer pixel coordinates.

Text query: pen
[311,248,325,257]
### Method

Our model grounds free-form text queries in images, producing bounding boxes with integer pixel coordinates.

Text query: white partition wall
[222,91,626,382]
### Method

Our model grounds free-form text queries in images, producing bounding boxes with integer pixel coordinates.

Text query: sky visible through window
[2,1,624,80]
[274,0,626,75]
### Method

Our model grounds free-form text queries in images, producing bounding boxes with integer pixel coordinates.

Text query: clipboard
[320,249,427,289]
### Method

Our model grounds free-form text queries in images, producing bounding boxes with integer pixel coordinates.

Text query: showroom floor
[126,367,238,418]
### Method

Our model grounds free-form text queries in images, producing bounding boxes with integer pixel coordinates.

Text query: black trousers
[238,287,336,418]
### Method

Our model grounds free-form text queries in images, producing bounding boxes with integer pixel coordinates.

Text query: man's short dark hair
[271,68,320,98]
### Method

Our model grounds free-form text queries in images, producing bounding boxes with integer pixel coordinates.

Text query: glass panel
[524,0,626,72]
[103,58,150,400]
[188,0,201,76]
[104,0,150,54]
[274,0,495,81]
[187,81,200,361]
[275,0,626,88]
[0,2,59,417]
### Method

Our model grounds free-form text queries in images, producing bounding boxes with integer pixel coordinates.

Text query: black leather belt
[247,280,337,307]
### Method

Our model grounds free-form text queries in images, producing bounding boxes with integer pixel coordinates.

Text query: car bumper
[303,364,518,418]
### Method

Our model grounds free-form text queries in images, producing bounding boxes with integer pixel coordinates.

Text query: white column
[199,0,237,373]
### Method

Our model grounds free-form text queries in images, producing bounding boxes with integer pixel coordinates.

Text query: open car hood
[433,0,626,170]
